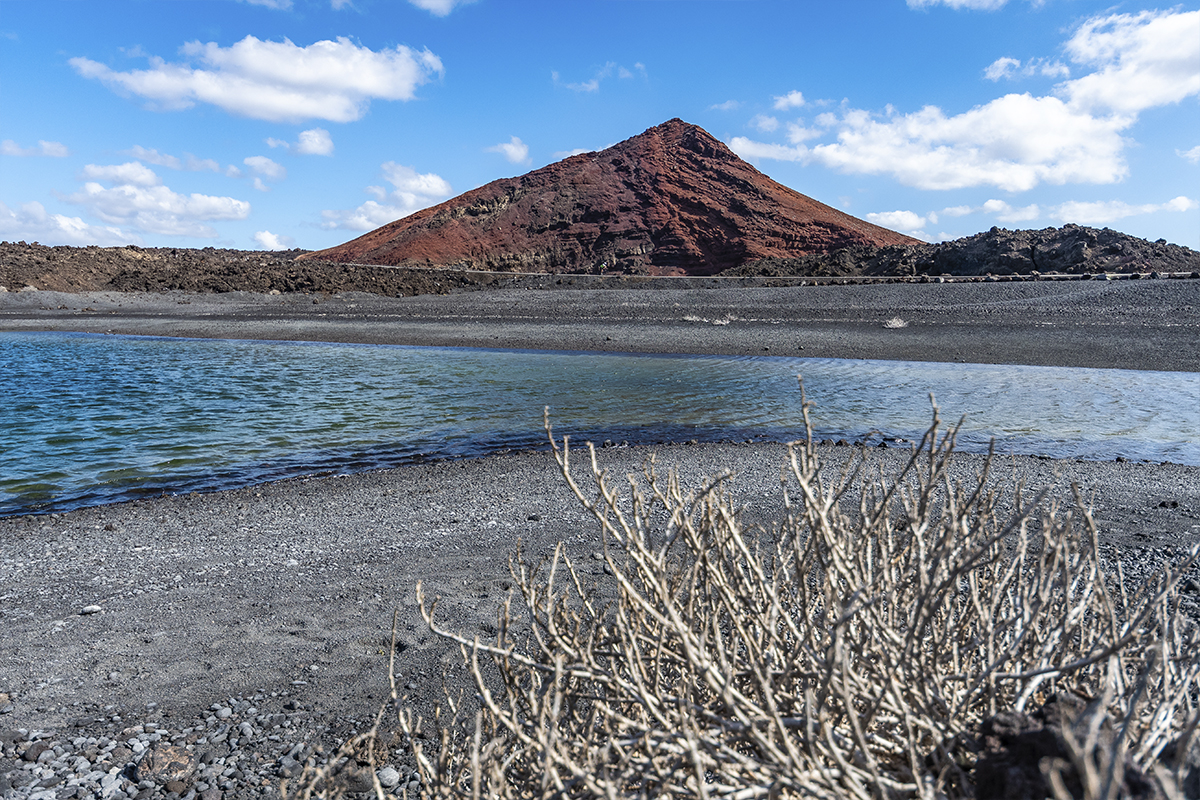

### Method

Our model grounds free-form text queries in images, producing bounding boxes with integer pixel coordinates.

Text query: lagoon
[1,331,1197,516]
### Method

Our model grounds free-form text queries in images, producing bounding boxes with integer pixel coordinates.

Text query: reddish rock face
[302,119,918,276]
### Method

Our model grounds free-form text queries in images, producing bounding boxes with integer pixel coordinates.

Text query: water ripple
[1,332,1196,516]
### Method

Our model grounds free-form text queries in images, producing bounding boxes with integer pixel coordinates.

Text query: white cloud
[486,136,530,165]
[70,35,443,123]
[773,90,806,111]
[321,162,452,231]
[1060,10,1200,115]
[981,199,1041,222]
[729,137,807,162]
[551,61,643,93]
[941,205,974,217]
[62,165,250,238]
[730,9,1197,194]
[710,100,740,112]
[241,0,292,8]
[127,146,182,169]
[553,62,613,93]
[1179,146,1200,165]
[984,57,1021,81]
[749,114,779,133]
[264,128,335,155]
[865,209,937,235]
[552,147,594,159]
[126,146,227,174]
[0,200,137,247]
[79,162,161,187]
[295,128,334,155]
[907,0,1008,9]
[254,230,295,249]
[1,139,69,157]
[243,155,287,181]
[408,0,475,16]
[1052,196,1198,226]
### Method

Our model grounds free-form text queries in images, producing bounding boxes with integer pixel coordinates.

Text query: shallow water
[1,332,1196,516]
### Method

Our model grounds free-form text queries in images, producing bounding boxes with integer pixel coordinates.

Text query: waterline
[2,332,1196,516]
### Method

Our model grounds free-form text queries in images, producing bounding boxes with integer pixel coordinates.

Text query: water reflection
[1,332,1196,516]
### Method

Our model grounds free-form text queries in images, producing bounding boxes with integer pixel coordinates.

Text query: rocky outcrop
[299,119,918,276]
[729,224,1200,278]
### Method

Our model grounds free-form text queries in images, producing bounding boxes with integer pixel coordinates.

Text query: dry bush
[292,400,1200,800]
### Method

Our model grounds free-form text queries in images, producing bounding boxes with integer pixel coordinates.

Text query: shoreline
[2,279,1199,371]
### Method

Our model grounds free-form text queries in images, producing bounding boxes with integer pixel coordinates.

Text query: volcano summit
[302,119,918,276]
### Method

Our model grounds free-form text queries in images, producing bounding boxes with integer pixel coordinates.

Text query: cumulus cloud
[408,0,476,16]
[79,162,161,187]
[773,90,806,111]
[865,209,937,239]
[0,200,136,247]
[63,164,250,238]
[296,128,334,155]
[981,199,1041,222]
[749,114,779,133]
[1,139,69,157]
[253,230,295,249]
[1052,196,1197,226]
[244,155,286,180]
[984,57,1021,81]
[265,128,335,155]
[984,57,1070,81]
[1061,9,1200,115]
[321,162,452,231]
[70,35,444,123]
[486,136,530,165]
[730,9,1199,193]
[1179,146,1200,165]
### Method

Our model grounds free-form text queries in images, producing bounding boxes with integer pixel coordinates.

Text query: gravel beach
[2,279,1199,799]
[2,277,1199,371]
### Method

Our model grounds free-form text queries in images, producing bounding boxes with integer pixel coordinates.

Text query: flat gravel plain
[1,279,1198,798]
[1,277,1198,370]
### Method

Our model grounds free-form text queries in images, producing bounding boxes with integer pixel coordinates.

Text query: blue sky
[1,0,1197,252]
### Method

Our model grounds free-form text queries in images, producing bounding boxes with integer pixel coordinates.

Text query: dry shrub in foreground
[293,403,1200,799]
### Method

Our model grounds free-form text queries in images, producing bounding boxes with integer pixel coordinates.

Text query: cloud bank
[730,9,1200,193]
[70,36,444,123]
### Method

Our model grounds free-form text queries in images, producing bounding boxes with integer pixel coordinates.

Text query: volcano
[302,119,919,276]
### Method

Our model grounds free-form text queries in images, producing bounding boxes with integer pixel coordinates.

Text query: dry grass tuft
[289,398,1200,800]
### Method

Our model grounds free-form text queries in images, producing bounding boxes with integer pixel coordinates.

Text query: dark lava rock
[973,694,1159,800]
[731,224,1200,278]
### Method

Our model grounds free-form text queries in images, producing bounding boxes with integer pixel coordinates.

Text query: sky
[1,0,1197,253]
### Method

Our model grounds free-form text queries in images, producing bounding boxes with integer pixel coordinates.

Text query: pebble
[79,606,102,616]
[0,692,425,800]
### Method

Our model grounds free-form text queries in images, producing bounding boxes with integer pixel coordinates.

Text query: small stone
[377,766,400,788]
[22,740,51,762]
[277,755,302,778]
[136,744,196,784]
[165,780,187,794]
[214,708,232,720]
[80,605,103,615]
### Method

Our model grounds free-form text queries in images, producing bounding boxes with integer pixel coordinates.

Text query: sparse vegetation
[289,399,1200,800]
